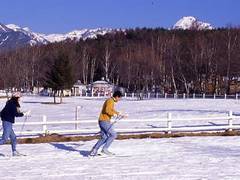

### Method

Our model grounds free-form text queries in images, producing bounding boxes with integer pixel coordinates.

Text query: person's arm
[11,104,24,117]
[15,108,24,117]
[105,99,119,116]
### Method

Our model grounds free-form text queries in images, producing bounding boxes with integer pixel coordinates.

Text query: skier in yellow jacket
[90,90,125,156]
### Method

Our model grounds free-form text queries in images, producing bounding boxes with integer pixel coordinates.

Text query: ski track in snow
[1,137,240,179]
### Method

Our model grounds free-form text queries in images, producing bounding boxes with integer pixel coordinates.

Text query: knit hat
[113,90,123,98]
[12,92,21,98]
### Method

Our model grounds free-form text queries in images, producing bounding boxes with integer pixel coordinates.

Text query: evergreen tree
[45,53,74,103]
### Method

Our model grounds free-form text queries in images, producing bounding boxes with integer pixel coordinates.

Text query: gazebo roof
[92,80,110,85]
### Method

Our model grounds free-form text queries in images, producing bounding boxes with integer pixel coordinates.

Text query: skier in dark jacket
[0,92,30,156]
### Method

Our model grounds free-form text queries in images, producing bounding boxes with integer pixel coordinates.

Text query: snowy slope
[5,24,115,44]
[0,23,11,33]
[6,24,116,43]
[173,16,213,30]
[6,24,48,45]
[0,23,117,49]
[0,23,48,50]
[1,16,213,50]
[44,28,115,43]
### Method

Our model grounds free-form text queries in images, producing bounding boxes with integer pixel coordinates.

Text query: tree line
[0,27,240,95]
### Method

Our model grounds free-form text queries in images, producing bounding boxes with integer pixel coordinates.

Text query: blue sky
[0,0,239,34]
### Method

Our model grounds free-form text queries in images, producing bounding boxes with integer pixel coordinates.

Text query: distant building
[72,80,87,96]
[229,77,240,94]
[91,79,114,96]
[39,88,50,96]
[33,87,45,95]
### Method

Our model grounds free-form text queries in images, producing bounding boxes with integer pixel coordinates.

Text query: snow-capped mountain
[173,16,213,30]
[6,24,114,44]
[0,17,213,51]
[0,23,11,33]
[0,23,50,50]
[0,22,117,50]
[44,28,114,43]
[0,23,47,50]
[6,24,48,45]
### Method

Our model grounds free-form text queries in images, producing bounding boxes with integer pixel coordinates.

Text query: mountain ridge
[0,16,213,50]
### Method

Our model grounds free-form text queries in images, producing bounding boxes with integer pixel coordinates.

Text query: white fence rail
[1,111,240,137]
[1,92,240,100]
[75,92,240,100]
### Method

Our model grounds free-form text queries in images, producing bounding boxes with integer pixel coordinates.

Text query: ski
[0,154,11,160]
[13,153,27,157]
[88,153,130,159]
[0,154,27,158]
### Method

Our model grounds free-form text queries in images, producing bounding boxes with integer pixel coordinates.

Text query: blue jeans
[0,121,17,152]
[92,121,117,152]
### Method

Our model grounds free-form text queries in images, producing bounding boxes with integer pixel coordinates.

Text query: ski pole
[106,115,125,134]
[93,115,125,136]
[19,116,28,136]
[19,112,31,136]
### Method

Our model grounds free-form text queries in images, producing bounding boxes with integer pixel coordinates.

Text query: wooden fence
[1,111,239,137]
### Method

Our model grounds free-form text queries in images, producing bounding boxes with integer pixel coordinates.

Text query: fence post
[167,113,172,134]
[91,89,94,97]
[165,93,167,99]
[236,94,238,100]
[75,106,81,130]
[156,92,158,98]
[227,110,233,132]
[42,115,47,136]
[74,89,77,96]
[148,93,150,99]
[174,93,176,99]
[203,93,205,99]
[214,94,216,99]
[183,93,186,99]
[125,93,127,98]
[193,93,195,99]
[224,94,227,99]
[132,93,134,98]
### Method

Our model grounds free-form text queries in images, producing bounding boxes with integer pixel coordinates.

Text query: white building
[91,79,114,96]
[72,80,87,96]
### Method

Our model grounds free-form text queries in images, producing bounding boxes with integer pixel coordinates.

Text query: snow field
[1,137,240,179]
[1,96,240,179]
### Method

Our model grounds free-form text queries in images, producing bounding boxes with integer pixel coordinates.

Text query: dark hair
[113,91,122,98]
[10,97,20,107]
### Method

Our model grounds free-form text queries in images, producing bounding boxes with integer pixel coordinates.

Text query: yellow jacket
[99,97,119,121]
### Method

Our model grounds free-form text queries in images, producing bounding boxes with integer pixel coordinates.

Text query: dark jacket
[0,99,24,123]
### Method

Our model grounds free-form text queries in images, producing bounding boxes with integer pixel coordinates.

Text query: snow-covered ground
[1,137,240,179]
[1,96,240,133]
[1,96,240,179]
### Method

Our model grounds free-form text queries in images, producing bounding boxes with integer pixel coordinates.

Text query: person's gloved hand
[121,114,128,119]
[117,112,128,119]
[24,110,31,116]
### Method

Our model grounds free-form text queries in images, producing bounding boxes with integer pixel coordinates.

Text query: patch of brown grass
[41,102,62,105]
[16,130,240,144]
